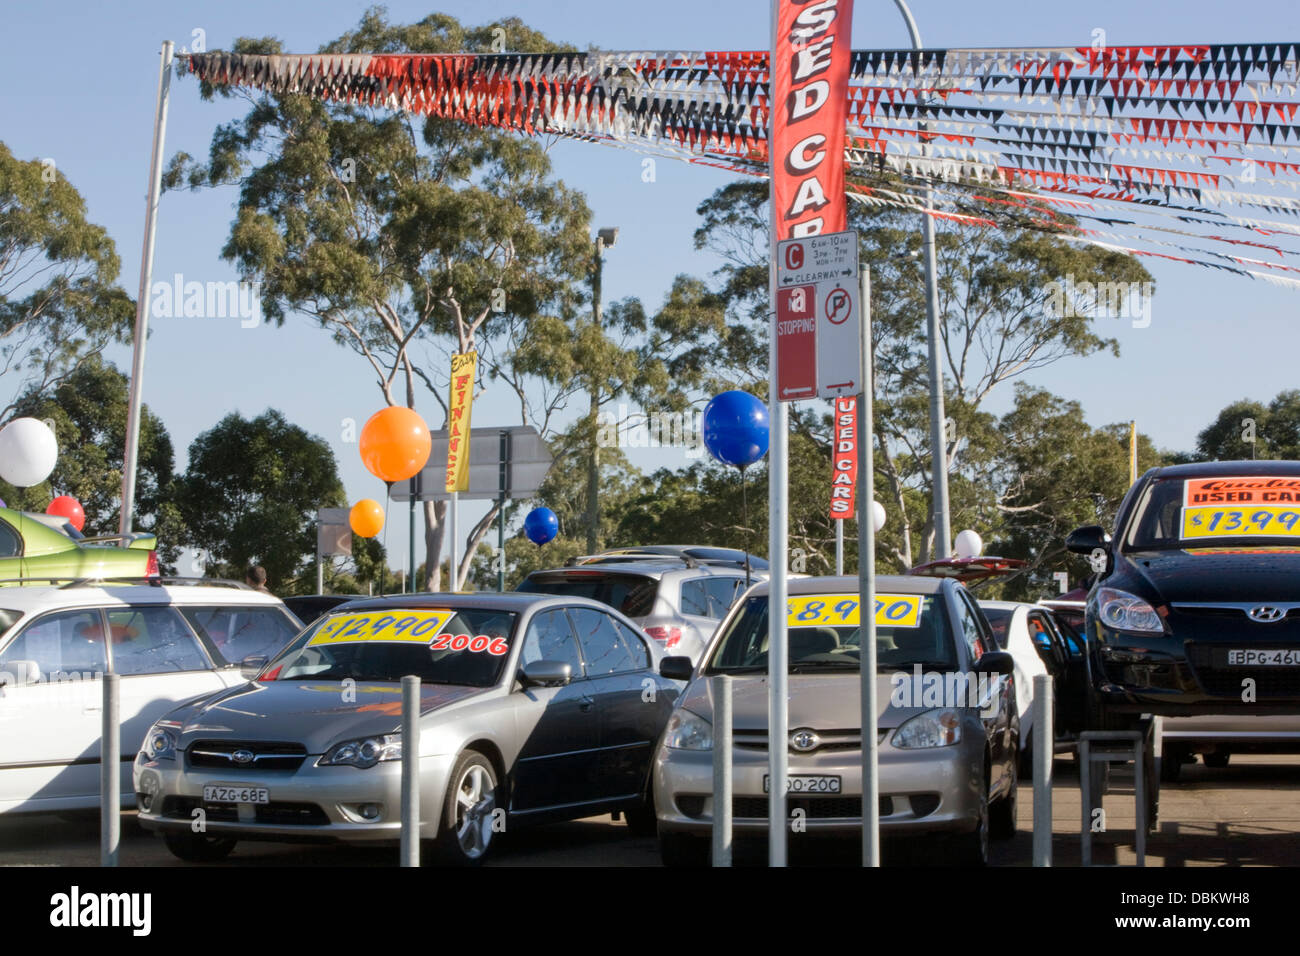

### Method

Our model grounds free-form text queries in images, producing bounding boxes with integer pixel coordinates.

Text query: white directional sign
[776,230,860,400]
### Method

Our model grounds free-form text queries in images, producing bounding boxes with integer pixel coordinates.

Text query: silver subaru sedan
[653,574,1019,865]
[134,593,680,864]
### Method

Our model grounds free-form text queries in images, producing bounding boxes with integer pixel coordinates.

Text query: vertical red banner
[772,0,854,241]
[830,395,858,519]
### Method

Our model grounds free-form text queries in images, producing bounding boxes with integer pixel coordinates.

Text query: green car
[0,507,158,584]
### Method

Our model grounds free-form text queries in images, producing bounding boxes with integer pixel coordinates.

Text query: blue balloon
[702,390,770,468]
[523,507,559,545]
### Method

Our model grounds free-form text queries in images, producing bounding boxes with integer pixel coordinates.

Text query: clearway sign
[775,230,860,401]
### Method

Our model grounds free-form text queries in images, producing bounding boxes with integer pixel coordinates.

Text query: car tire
[162,829,237,862]
[433,750,500,866]
[951,781,989,865]
[623,788,657,837]
[993,764,1013,837]
[659,831,710,867]
[1203,751,1230,769]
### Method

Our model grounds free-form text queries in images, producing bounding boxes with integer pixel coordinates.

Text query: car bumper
[653,739,984,837]
[133,750,456,844]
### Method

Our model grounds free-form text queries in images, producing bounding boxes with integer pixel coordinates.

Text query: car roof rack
[564,552,701,568]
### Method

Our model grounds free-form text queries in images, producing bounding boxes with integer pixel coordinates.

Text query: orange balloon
[349,499,385,538]
[359,406,432,483]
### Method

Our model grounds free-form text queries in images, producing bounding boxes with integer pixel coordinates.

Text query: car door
[509,608,602,814]
[956,591,1014,791]
[0,607,108,810]
[105,605,229,796]
[567,606,668,801]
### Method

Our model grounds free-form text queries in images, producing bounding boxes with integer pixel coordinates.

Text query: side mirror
[1065,525,1110,555]
[659,656,695,681]
[239,655,268,680]
[979,651,1015,677]
[520,660,572,687]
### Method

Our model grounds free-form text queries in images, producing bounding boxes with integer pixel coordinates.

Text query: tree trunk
[423,498,447,591]
[457,499,504,588]
[877,429,913,569]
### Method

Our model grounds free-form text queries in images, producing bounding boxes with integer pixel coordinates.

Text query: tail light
[644,626,682,649]
[145,550,159,578]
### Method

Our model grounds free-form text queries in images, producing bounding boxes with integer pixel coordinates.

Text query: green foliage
[175,410,347,593]
[0,357,183,569]
[0,141,134,415]
[1192,392,1300,461]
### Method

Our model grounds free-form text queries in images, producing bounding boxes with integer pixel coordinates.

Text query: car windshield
[704,592,957,674]
[1124,474,1300,551]
[517,572,658,618]
[261,607,518,686]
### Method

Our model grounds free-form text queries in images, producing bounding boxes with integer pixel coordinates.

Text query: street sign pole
[858,267,879,867]
[449,491,459,592]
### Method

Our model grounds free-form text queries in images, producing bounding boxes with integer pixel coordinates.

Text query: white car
[977,600,1059,773]
[0,581,302,814]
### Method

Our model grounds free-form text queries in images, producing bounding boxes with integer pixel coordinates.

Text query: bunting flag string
[188,44,1300,286]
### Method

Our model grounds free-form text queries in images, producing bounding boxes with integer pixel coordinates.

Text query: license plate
[203,785,269,804]
[762,775,842,794]
[1226,649,1300,667]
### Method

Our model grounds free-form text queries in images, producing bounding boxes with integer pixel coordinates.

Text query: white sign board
[775,230,860,399]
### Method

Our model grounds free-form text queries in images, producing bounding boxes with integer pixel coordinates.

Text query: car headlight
[141,723,178,761]
[1096,587,1163,634]
[891,709,962,749]
[664,709,712,751]
[318,734,402,769]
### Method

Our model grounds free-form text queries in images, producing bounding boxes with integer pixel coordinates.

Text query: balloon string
[380,491,390,597]
[740,465,750,588]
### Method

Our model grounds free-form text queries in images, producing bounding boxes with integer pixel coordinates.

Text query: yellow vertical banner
[445,352,477,493]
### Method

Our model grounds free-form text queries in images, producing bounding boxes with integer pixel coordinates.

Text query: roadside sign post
[400,675,420,866]
[856,267,879,867]
[100,673,120,867]
[711,674,733,866]
[316,508,351,596]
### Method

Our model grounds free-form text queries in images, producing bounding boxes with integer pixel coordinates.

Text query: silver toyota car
[134,593,679,864]
[653,574,1019,865]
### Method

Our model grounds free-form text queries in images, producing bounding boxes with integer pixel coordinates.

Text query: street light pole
[892,0,951,559]
[586,227,618,555]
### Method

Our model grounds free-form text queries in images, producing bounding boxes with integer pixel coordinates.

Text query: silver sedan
[133,593,679,864]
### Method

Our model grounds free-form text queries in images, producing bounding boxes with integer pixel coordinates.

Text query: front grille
[188,740,307,772]
[732,729,882,753]
[160,796,328,826]
[733,796,888,820]
[1185,645,1300,698]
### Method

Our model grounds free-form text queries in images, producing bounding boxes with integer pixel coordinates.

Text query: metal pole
[498,430,509,592]
[400,674,420,866]
[766,0,788,868]
[1032,673,1053,866]
[316,556,323,596]
[449,491,458,591]
[1129,421,1138,485]
[100,673,120,867]
[586,238,603,555]
[858,268,879,867]
[712,674,733,866]
[891,0,950,559]
[120,41,174,536]
[835,517,844,576]
[409,497,416,593]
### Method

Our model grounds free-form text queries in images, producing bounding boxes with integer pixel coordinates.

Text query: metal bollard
[1032,674,1052,866]
[100,673,120,867]
[400,675,420,867]
[712,675,732,866]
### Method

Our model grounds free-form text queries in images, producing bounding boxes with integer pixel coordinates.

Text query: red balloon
[47,495,85,532]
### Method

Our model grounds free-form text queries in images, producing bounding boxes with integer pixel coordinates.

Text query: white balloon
[954,529,983,559]
[872,500,886,533]
[0,417,58,488]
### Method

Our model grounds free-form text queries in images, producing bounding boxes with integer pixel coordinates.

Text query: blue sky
[2,0,1298,575]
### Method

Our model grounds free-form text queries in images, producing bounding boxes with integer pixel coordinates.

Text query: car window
[954,592,987,663]
[979,606,1012,650]
[0,521,20,559]
[569,607,640,676]
[182,606,301,665]
[705,578,743,617]
[680,579,710,617]
[105,607,210,675]
[517,572,659,618]
[0,608,105,679]
[612,619,651,669]
[519,609,584,677]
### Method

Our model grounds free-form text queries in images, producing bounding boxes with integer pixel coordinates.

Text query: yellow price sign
[786,594,922,628]
[308,610,454,645]
[1181,505,1300,540]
